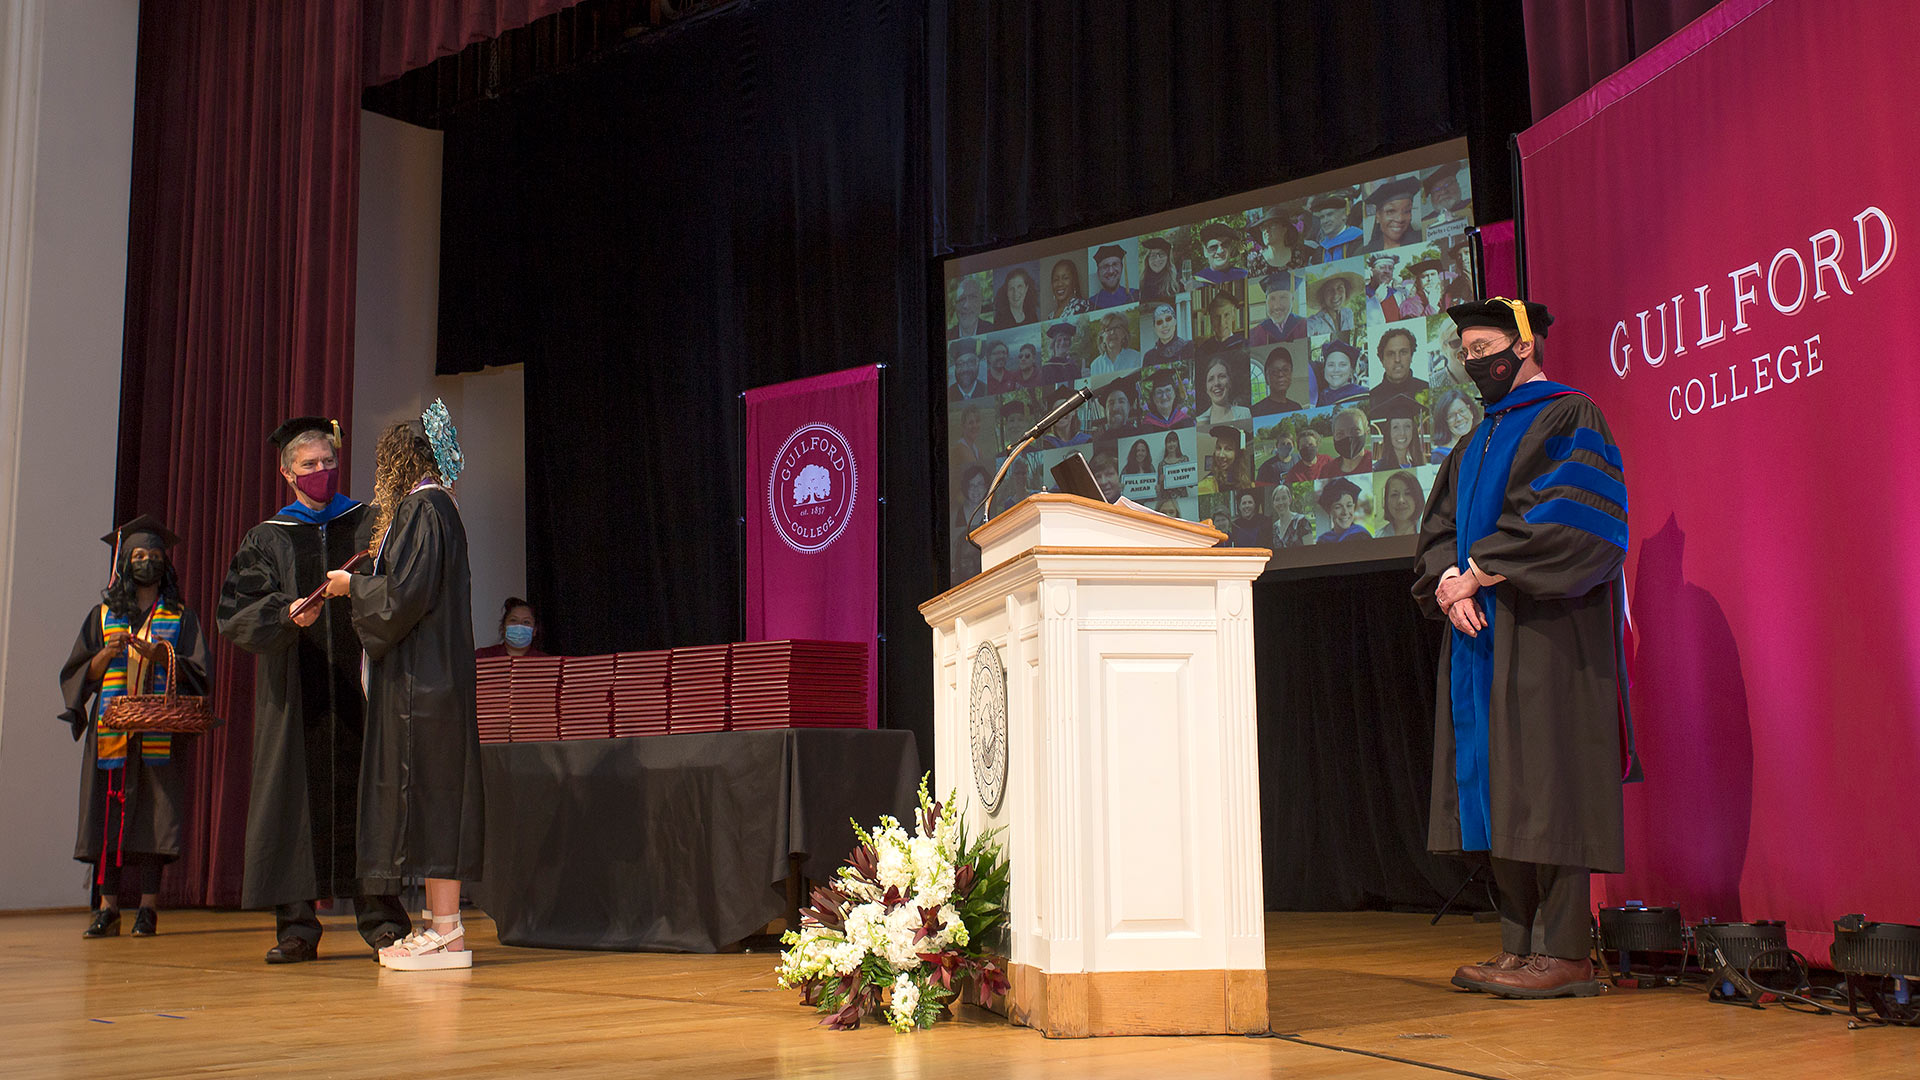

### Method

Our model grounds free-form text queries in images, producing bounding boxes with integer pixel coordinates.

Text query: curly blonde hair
[370,421,443,555]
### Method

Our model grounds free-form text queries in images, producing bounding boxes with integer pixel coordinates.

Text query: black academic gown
[348,485,484,886]
[216,502,379,909]
[1413,392,1632,873]
[59,603,210,866]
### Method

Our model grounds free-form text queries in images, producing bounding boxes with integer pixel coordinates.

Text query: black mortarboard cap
[101,514,182,550]
[1447,299,1555,339]
[269,416,339,449]
[1046,321,1077,340]
[1317,476,1362,509]
[1092,244,1128,263]
[1140,235,1172,252]
[1371,393,1425,423]
[1320,338,1361,363]
[1308,194,1348,213]
[1365,177,1421,206]
[1199,222,1239,247]
[1209,424,1244,449]
[1147,367,1182,390]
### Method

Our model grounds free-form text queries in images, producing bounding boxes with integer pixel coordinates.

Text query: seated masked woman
[475,597,548,658]
[59,516,212,940]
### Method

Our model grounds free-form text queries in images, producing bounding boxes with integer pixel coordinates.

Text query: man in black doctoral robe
[1414,299,1637,999]
[216,417,409,963]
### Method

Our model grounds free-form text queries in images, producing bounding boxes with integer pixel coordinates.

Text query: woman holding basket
[57,516,212,939]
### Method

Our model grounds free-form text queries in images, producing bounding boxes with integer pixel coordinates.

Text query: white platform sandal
[379,915,472,970]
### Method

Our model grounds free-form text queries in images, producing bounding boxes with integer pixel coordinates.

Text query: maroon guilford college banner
[1518,0,1919,950]
[745,365,880,726]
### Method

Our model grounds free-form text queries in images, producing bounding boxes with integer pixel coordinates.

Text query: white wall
[0,0,142,911]
[354,110,527,649]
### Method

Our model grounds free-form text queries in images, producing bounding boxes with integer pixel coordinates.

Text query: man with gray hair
[948,276,993,339]
[217,417,410,965]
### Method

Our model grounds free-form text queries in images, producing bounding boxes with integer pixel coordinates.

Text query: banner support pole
[1509,132,1528,296]
[875,361,888,731]
[737,389,747,641]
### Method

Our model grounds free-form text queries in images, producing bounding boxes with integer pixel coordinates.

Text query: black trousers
[1489,857,1592,959]
[275,895,411,946]
[93,855,163,903]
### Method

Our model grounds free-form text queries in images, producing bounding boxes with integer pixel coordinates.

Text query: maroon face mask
[294,467,340,503]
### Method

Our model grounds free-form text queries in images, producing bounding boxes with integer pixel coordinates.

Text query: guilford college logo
[767,422,857,553]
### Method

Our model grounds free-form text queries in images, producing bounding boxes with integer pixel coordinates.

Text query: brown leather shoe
[1451,951,1525,991]
[1478,954,1602,999]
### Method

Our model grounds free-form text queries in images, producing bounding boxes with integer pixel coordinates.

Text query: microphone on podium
[1019,385,1093,442]
[968,385,1094,534]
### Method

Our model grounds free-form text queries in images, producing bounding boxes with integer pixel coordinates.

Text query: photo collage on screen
[943,157,1478,583]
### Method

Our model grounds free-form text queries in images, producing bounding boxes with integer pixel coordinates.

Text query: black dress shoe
[131,907,158,937]
[265,936,319,964]
[83,909,121,938]
[369,928,403,961]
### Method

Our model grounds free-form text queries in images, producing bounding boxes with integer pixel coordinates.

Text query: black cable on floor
[1245,1031,1514,1080]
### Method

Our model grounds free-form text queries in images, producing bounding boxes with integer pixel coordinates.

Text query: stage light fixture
[1694,920,1790,970]
[1693,920,1791,1006]
[1595,905,1686,986]
[1830,915,1920,1028]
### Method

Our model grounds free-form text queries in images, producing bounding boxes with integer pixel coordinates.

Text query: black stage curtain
[437,0,938,756]
[435,0,1524,912]
[1254,569,1474,910]
[938,0,1532,253]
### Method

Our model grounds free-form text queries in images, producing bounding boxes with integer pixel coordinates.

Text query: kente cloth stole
[94,603,181,769]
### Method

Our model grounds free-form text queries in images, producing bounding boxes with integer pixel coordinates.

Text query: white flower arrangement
[775,775,1009,1031]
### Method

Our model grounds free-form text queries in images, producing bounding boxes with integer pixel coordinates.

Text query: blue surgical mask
[504,625,534,649]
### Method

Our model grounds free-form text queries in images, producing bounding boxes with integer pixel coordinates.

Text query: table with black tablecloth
[472,729,919,952]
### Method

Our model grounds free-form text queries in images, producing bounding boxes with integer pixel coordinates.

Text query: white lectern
[918,493,1270,1038]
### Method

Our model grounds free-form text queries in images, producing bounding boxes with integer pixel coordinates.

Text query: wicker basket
[100,639,222,734]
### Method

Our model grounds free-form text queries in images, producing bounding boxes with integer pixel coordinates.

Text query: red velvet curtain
[361,0,588,86]
[117,0,363,907]
[114,0,596,909]
[1522,0,1721,118]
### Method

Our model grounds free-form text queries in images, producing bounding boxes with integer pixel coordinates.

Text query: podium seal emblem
[968,642,1008,814]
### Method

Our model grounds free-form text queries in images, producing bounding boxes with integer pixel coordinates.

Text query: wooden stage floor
[3,908,1910,1078]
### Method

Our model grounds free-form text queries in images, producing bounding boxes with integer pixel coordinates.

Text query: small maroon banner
[745,365,880,727]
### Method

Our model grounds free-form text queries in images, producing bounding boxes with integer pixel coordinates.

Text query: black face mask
[127,559,164,586]
[1466,343,1523,404]
[1334,434,1366,459]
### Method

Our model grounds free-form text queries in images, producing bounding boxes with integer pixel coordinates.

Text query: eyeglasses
[1462,336,1516,360]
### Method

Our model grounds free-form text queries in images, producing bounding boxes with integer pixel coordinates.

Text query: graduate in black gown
[216,417,410,964]
[58,516,211,939]
[324,402,483,970]
[1413,299,1637,1000]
